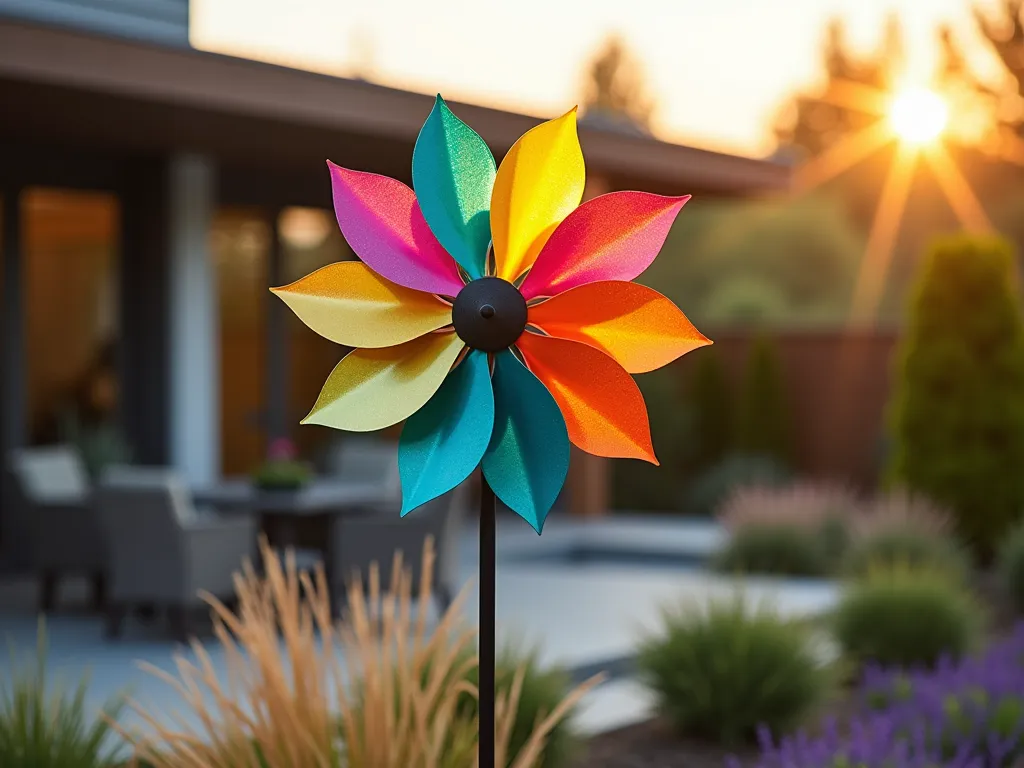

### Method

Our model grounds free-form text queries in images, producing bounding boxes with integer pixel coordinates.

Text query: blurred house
[0,0,789,554]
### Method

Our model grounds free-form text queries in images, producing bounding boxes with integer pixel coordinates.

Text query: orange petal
[528,281,711,373]
[515,332,658,464]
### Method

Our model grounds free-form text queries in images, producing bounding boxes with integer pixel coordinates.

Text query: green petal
[412,95,495,279]
[398,351,494,516]
[482,351,569,533]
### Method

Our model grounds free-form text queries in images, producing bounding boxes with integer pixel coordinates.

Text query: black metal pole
[479,472,496,767]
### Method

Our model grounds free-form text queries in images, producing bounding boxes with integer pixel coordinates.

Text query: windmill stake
[479,473,496,766]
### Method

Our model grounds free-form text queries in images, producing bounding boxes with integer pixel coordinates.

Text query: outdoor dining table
[191,478,395,572]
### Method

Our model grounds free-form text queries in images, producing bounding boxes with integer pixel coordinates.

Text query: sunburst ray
[849,143,919,327]
[818,78,894,116]
[794,121,893,192]
[923,144,993,233]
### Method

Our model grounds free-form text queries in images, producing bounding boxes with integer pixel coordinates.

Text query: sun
[888,87,949,145]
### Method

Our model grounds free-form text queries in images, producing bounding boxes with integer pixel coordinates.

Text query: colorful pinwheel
[272,95,710,533]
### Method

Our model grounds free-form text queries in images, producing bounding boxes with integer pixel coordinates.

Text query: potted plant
[252,438,312,491]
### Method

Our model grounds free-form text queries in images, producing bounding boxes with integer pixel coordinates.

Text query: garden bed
[578,718,757,768]
[577,692,861,768]
[577,565,1020,768]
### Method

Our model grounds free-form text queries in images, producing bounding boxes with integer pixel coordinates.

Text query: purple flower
[748,623,1024,768]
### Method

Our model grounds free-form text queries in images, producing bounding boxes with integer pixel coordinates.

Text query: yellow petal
[490,108,585,282]
[272,261,452,349]
[302,332,464,432]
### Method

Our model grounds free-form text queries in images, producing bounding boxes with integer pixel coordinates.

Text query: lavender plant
[748,623,1024,768]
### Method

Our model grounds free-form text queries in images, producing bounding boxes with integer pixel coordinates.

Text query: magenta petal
[519,191,690,300]
[328,162,465,296]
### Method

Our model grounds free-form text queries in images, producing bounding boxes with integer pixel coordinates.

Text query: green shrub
[251,459,312,490]
[736,336,791,466]
[684,453,792,516]
[887,234,1024,562]
[998,520,1024,615]
[850,489,953,539]
[716,483,858,565]
[637,596,830,745]
[714,525,829,577]
[0,619,127,767]
[457,645,579,768]
[833,566,982,668]
[843,527,971,585]
[818,515,850,562]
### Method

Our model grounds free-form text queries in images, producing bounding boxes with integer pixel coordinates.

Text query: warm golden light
[888,87,949,145]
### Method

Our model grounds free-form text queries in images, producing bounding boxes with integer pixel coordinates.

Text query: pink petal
[328,162,465,296]
[519,191,690,300]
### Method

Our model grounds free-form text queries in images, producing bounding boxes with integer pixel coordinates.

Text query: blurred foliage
[637,596,831,746]
[717,483,859,570]
[251,460,312,491]
[998,519,1024,616]
[684,453,792,517]
[887,235,1024,562]
[580,34,653,133]
[774,13,1005,159]
[457,645,580,768]
[0,619,127,768]
[642,195,862,330]
[714,525,830,578]
[842,527,972,586]
[613,365,694,510]
[686,346,733,472]
[766,12,1016,330]
[833,565,982,668]
[774,15,902,160]
[973,0,1024,130]
[737,336,791,465]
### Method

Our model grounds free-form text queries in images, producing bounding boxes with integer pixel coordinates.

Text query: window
[22,188,119,449]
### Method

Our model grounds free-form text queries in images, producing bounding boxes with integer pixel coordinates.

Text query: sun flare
[888,87,949,145]
[795,74,991,328]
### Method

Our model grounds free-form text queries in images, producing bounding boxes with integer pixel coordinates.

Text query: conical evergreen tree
[888,235,1024,561]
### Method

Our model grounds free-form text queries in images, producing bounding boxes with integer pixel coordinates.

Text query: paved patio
[0,514,839,751]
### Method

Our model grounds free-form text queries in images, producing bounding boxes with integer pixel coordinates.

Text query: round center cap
[452,277,528,352]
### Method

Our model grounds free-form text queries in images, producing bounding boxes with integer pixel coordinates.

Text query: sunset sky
[192,0,1010,158]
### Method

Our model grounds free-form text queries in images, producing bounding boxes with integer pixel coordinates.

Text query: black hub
[452,277,528,352]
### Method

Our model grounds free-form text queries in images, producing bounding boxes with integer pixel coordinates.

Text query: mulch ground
[576,718,757,768]
[575,691,860,768]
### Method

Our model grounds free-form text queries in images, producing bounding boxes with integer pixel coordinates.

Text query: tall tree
[974,0,1024,105]
[935,24,1005,144]
[888,235,1024,562]
[775,15,904,158]
[581,35,654,132]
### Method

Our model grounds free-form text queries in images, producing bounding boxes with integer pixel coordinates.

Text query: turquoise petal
[482,351,570,533]
[412,94,495,280]
[398,350,495,515]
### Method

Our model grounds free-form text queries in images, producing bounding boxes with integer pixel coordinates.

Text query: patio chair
[324,437,401,502]
[5,445,108,612]
[329,480,469,616]
[95,466,256,641]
